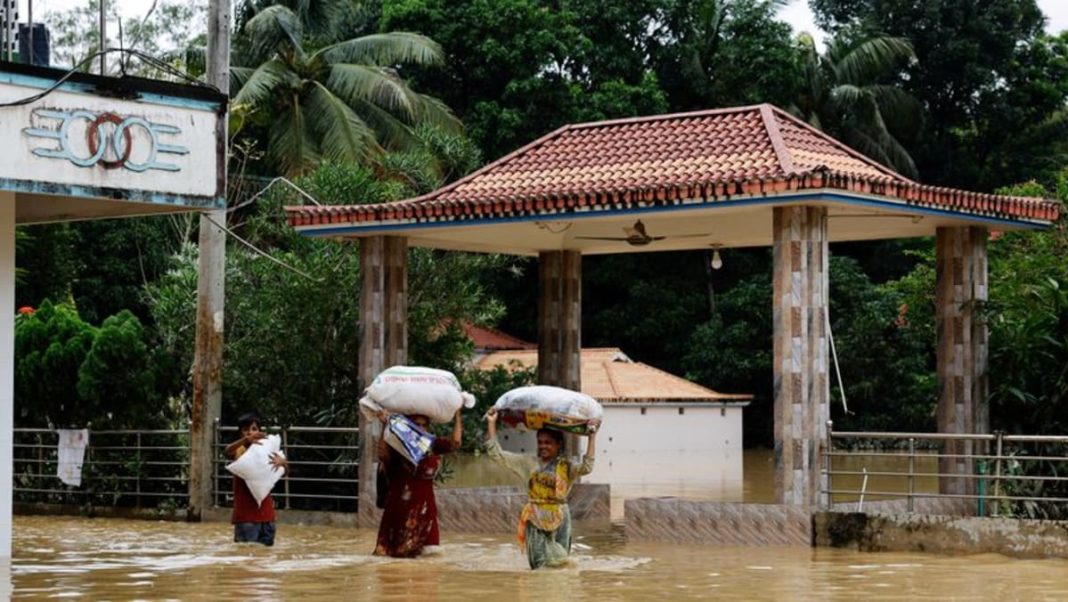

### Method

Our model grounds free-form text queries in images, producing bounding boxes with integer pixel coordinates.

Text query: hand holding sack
[359,366,476,424]
[225,434,286,507]
[492,385,604,434]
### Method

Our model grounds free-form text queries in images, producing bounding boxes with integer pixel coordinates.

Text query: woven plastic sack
[225,434,286,507]
[360,366,475,423]
[493,386,603,434]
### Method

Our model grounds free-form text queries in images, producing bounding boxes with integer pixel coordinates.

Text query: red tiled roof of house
[287,104,1061,227]
[463,322,536,351]
[476,348,752,404]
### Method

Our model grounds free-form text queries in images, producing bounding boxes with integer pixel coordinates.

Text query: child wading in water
[224,411,288,546]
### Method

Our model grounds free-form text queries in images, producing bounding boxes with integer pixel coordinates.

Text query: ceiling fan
[574,219,713,247]
[574,220,666,246]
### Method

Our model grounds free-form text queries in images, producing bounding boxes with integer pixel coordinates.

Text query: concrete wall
[625,498,811,546]
[499,404,745,454]
[814,511,1068,559]
[199,483,611,534]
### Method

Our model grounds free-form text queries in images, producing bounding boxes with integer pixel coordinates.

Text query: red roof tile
[476,348,752,403]
[286,104,1061,228]
[462,322,536,351]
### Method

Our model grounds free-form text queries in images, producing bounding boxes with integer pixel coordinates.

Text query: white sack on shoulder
[493,385,604,420]
[363,365,476,423]
[226,434,285,507]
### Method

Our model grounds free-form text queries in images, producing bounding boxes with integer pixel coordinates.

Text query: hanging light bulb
[710,248,723,270]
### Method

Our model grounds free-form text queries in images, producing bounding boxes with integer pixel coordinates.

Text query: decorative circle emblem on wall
[24,108,190,173]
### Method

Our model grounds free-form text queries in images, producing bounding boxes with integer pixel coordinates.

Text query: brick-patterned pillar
[537,251,562,386]
[538,251,582,453]
[357,235,408,527]
[936,227,988,496]
[772,206,829,508]
[537,250,581,388]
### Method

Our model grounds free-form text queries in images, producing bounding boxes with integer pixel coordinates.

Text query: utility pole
[99,0,105,74]
[188,0,230,521]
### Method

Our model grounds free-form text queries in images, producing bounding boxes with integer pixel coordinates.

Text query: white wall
[0,81,220,198]
[0,192,14,559]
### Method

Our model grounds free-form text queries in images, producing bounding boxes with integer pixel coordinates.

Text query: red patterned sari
[373,438,456,557]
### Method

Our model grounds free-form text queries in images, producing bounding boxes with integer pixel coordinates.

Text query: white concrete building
[474,346,751,455]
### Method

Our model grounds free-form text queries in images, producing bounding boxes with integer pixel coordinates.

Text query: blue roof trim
[0,177,224,210]
[295,191,1048,238]
[0,71,222,112]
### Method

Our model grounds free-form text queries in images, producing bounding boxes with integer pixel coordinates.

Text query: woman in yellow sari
[484,408,597,569]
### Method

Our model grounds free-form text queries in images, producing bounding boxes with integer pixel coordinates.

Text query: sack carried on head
[225,434,286,507]
[493,385,604,434]
[359,365,476,424]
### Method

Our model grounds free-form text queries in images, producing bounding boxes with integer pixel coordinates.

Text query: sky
[778,0,1068,48]
[18,0,1068,45]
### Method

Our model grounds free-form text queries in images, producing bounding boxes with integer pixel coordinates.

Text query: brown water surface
[9,515,1068,600]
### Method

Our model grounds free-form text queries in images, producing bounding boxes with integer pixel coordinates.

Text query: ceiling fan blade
[574,236,632,241]
[649,236,667,241]
[669,233,714,239]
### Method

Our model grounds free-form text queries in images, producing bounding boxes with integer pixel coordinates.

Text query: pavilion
[286,103,1061,526]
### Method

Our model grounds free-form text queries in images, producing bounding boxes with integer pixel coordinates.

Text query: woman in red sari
[373,409,462,558]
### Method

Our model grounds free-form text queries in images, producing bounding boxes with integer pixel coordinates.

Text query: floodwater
[10,515,1068,600]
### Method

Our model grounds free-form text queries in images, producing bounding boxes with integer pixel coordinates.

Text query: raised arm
[450,408,463,448]
[484,409,533,480]
[573,423,598,477]
[376,410,391,463]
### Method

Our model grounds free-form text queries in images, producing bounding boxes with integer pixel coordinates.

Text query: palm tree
[231,5,460,177]
[792,33,922,178]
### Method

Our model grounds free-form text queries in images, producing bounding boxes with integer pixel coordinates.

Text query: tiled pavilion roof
[287,104,1061,228]
[476,348,752,404]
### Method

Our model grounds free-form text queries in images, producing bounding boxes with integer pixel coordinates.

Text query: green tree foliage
[77,311,180,428]
[14,301,96,427]
[684,254,936,446]
[656,0,803,111]
[231,4,460,176]
[809,0,1068,189]
[44,0,206,76]
[381,0,669,159]
[148,150,510,427]
[14,301,180,429]
[792,33,921,177]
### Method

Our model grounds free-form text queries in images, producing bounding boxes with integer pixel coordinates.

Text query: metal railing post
[281,426,291,510]
[992,431,1004,518]
[136,432,142,508]
[907,437,915,513]
[823,420,833,509]
[212,418,220,507]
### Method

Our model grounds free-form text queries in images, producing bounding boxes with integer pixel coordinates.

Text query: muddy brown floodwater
[8,514,1068,601]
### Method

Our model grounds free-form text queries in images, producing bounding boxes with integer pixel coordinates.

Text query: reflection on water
[12,516,1068,600]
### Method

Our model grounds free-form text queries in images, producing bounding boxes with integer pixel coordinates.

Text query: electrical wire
[0,47,217,109]
[201,213,323,283]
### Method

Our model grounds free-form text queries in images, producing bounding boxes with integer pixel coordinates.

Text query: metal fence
[13,428,190,509]
[12,424,362,513]
[213,422,360,512]
[824,423,1068,519]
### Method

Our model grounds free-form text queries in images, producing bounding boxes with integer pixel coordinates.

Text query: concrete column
[356,236,407,527]
[772,206,829,508]
[0,193,13,559]
[936,227,988,496]
[537,250,582,455]
[537,250,581,390]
